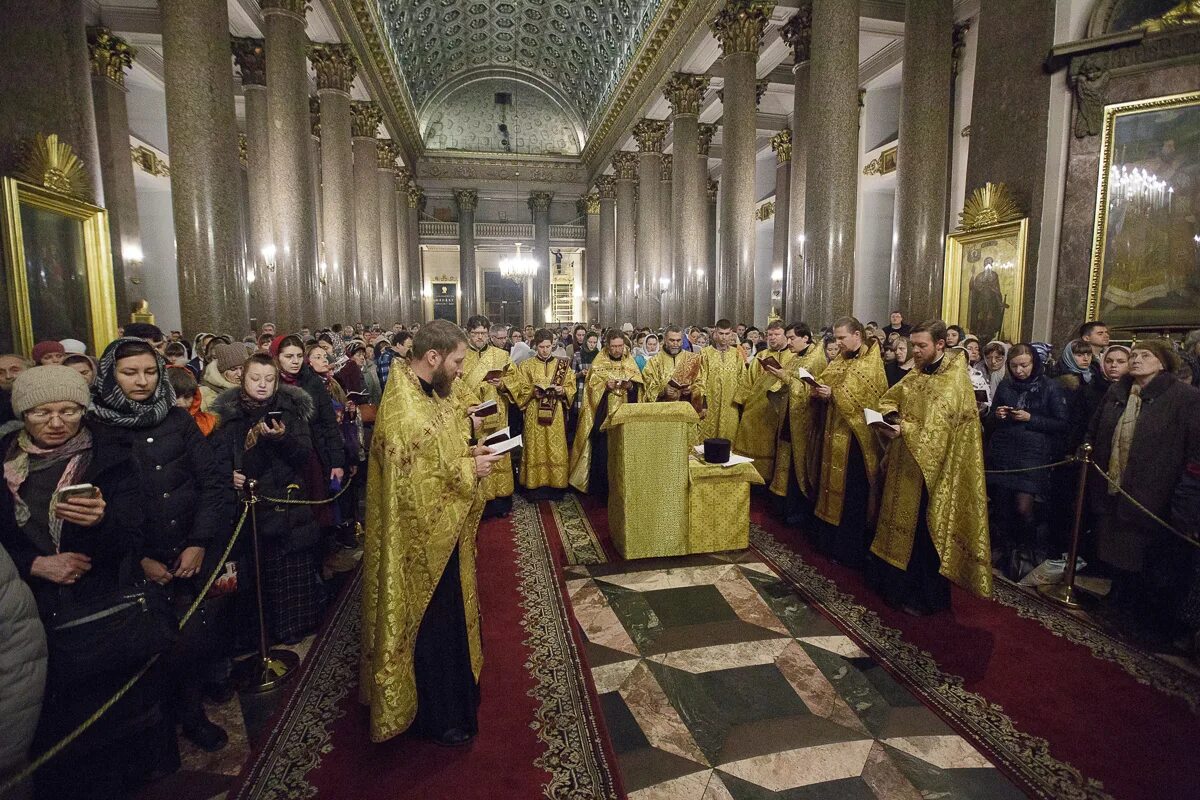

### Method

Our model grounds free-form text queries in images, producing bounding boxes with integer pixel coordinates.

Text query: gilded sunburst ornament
[15,132,91,201]
[958,182,1023,231]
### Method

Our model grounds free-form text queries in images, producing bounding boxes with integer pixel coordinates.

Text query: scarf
[4,427,93,550]
[1059,340,1093,384]
[1108,382,1141,494]
[89,337,175,429]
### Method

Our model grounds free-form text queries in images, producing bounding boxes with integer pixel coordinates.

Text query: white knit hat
[10,366,92,417]
[59,338,87,354]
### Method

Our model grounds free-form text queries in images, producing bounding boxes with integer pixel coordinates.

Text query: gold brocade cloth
[769,344,829,498]
[568,351,643,493]
[461,345,514,501]
[871,351,993,598]
[502,356,576,489]
[733,348,796,482]
[697,345,744,444]
[687,456,764,553]
[360,364,484,742]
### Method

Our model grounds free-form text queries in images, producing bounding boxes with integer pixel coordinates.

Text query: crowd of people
[1,310,1198,796]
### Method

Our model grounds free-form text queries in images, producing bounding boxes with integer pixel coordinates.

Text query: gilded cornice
[663,72,711,117]
[710,1,775,57]
[528,191,554,212]
[596,175,617,200]
[779,5,813,64]
[231,37,267,87]
[454,188,478,212]
[771,128,792,164]
[131,144,169,178]
[377,139,401,168]
[87,27,135,87]
[661,154,673,181]
[612,151,639,180]
[706,178,719,202]
[309,43,358,94]
[632,119,669,153]
[418,155,587,185]
[350,100,383,138]
[697,123,717,156]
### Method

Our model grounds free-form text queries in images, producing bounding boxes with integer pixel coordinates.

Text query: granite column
[406,185,424,322]
[309,97,325,325]
[231,38,276,325]
[780,7,812,322]
[596,176,617,325]
[612,152,638,326]
[664,74,710,330]
[350,101,382,324]
[705,178,719,323]
[377,141,401,324]
[455,189,479,321]
[770,129,792,317]
[660,156,676,324]
[633,119,667,327]
[529,191,553,326]
[395,167,412,323]
[695,125,717,325]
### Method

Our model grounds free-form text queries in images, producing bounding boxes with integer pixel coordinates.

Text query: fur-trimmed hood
[211,382,315,426]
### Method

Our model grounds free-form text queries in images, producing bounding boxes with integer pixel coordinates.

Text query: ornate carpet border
[549,493,608,565]
[990,578,1200,713]
[514,495,622,799]
[750,525,1113,800]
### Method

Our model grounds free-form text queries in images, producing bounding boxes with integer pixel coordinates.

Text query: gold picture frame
[1087,91,1200,328]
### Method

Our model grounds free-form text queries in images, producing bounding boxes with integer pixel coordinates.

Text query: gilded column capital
[779,4,813,64]
[663,72,711,117]
[309,43,358,93]
[309,95,321,138]
[632,119,669,153]
[697,124,717,156]
[770,128,792,164]
[528,191,554,212]
[260,0,309,19]
[582,192,601,214]
[87,27,136,87]
[395,166,412,187]
[612,150,639,180]
[710,1,775,57]
[377,140,401,168]
[706,178,719,202]
[238,133,248,167]
[596,175,617,199]
[661,154,673,181]
[231,37,267,86]
[406,184,424,209]
[350,100,383,138]
[454,189,479,212]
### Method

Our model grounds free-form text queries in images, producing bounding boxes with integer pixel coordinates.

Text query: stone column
[406,184,424,322]
[780,7,812,321]
[87,27,141,317]
[596,176,617,325]
[889,0,953,322]
[529,191,553,326]
[696,124,718,325]
[660,155,675,324]
[582,193,600,323]
[161,0,247,336]
[805,0,859,322]
[454,189,479,321]
[770,129,792,317]
[710,2,772,326]
[663,73,710,331]
[232,38,275,325]
[395,167,411,323]
[705,178,719,323]
[309,43,357,328]
[377,141,401,324]
[262,0,316,332]
[350,100,382,325]
[309,96,325,325]
[612,151,638,326]
[632,119,667,327]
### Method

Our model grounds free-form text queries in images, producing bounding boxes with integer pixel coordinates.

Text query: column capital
[706,178,719,202]
[632,119,669,153]
[710,1,775,57]
[350,100,383,138]
[377,139,401,169]
[261,0,309,20]
[231,37,266,86]
[309,95,321,138]
[612,150,639,180]
[697,123,717,156]
[395,165,412,187]
[454,188,478,212]
[581,192,601,214]
[661,154,673,181]
[770,128,792,164]
[406,184,425,209]
[663,72,711,117]
[528,191,554,212]
[596,175,617,199]
[309,43,358,93]
[779,4,813,64]
[87,27,136,87]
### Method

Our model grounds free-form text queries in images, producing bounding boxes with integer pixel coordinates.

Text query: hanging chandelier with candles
[499,242,537,279]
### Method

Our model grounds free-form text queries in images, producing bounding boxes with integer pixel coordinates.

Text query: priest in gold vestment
[462,316,514,517]
[361,320,504,744]
[698,319,745,443]
[503,329,576,499]
[641,325,705,408]
[768,322,828,524]
[732,321,794,482]
[868,321,992,614]
[812,317,888,568]
[569,329,642,495]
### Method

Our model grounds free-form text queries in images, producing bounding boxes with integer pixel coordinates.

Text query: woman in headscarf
[884,336,913,387]
[635,333,659,371]
[62,352,97,388]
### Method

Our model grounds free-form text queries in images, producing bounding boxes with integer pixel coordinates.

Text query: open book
[760,355,782,371]
[473,399,499,417]
[483,369,505,382]
[794,367,823,388]
[864,408,899,433]
[484,434,522,455]
[482,427,511,446]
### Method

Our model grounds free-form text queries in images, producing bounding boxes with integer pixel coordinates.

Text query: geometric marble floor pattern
[564,550,1030,799]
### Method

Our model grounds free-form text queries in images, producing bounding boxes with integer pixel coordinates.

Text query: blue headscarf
[1058,339,1093,383]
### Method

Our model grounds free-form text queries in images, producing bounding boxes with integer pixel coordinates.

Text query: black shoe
[432,727,475,747]
[202,681,235,705]
[182,716,229,752]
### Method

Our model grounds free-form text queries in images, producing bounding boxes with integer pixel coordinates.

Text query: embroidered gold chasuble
[871,351,993,597]
[642,350,704,404]
[769,344,829,498]
[732,348,796,482]
[814,341,888,526]
[697,345,744,443]
[568,351,642,492]
[461,344,514,501]
[360,365,484,742]
[502,356,576,489]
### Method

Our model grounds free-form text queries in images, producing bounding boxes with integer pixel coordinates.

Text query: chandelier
[1109,164,1174,214]
[499,242,537,279]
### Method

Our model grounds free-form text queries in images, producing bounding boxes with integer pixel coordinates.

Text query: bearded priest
[503,328,576,499]
[642,325,705,413]
[732,320,794,482]
[569,328,642,496]
[361,320,504,745]
[462,315,514,518]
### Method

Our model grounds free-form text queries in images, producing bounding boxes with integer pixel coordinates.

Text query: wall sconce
[123,243,144,285]
[659,276,670,292]
[771,269,783,283]
[261,243,277,272]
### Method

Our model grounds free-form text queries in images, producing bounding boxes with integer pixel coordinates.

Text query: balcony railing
[418,222,586,242]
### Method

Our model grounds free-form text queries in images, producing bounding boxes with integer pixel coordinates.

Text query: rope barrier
[1089,462,1197,549]
[0,476,355,796]
[983,457,1077,475]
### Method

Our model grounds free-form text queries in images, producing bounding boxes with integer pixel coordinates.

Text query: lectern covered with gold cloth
[687,458,764,552]
[601,402,698,559]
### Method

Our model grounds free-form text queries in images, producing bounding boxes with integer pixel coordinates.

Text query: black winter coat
[286,366,345,472]
[986,374,1070,495]
[211,385,321,554]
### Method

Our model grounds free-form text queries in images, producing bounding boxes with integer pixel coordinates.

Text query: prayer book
[760,355,782,371]
[482,427,511,446]
[864,408,899,433]
[473,399,499,417]
[484,369,504,382]
[794,368,822,387]
[485,434,523,455]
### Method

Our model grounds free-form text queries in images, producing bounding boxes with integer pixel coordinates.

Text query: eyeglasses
[26,407,84,423]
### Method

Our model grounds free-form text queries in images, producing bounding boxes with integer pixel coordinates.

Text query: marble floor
[564,551,1028,799]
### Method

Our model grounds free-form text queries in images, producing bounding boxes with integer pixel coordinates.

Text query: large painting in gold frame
[1088,91,1200,328]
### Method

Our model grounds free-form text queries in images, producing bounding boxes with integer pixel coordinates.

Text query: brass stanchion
[233,478,299,693]
[1039,443,1093,609]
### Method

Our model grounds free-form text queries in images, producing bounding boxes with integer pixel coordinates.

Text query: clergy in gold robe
[732,321,795,482]
[768,322,829,524]
[868,322,993,614]
[461,316,515,517]
[502,329,576,498]
[569,329,642,495]
[697,319,745,444]
[361,321,505,744]
[812,317,889,568]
